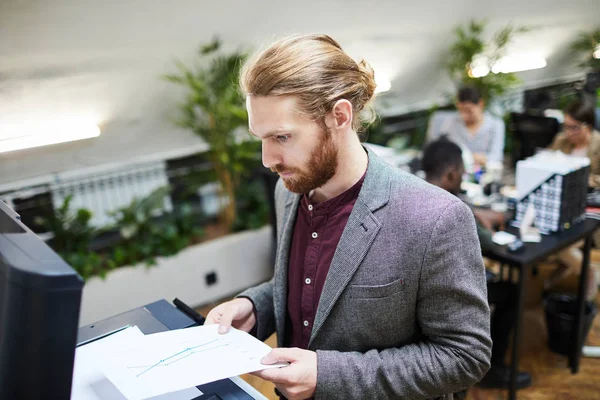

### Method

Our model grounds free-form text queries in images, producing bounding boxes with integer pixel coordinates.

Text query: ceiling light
[491,56,546,74]
[374,73,391,94]
[0,117,101,154]
[469,65,491,78]
[468,56,491,78]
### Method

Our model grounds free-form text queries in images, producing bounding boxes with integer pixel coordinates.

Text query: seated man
[423,137,532,390]
[427,86,505,166]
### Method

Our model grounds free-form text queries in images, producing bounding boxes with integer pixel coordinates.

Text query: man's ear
[325,99,353,131]
[446,168,460,187]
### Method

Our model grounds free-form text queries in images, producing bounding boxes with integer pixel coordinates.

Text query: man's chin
[282,178,311,194]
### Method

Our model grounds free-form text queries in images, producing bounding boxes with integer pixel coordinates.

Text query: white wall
[1,0,599,185]
[79,226,273,326]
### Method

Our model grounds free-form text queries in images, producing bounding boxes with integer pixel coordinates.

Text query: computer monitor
[510,112,561,165]
[0,200,83,399]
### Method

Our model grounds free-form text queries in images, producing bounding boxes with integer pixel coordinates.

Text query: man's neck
[426,178,455,196]
[310,139,368,203]
[465,115,484,133]
[426,178,444,191]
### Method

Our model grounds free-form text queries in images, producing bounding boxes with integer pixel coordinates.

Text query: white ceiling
[0,0,599,184]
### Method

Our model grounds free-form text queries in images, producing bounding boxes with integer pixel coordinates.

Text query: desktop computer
[0,200,83,399]
[509,112,561,165]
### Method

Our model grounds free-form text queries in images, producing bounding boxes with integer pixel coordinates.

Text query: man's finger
[218,307,234,334]
[261,348,301,364]
[250,367,289,384]
[204,310,220,325]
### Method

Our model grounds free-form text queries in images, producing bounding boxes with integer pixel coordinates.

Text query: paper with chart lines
[99,324,283,400]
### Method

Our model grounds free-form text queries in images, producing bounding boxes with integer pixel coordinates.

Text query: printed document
[72,326,201,399]
[98,324,283,400]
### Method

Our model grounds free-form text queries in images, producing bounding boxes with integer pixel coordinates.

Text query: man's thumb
[218,309,234,334]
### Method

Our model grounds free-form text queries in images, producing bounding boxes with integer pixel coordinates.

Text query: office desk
[77,299,267,400]
[484,218,600,400]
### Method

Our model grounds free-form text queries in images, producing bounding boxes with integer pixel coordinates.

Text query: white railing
[50,161,172,228]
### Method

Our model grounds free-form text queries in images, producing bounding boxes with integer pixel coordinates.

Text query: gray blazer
[240,148,491,399]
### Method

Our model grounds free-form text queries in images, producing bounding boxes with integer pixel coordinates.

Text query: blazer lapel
[309,148,391,346]
[309,198,381,346]
[274,192,300,347]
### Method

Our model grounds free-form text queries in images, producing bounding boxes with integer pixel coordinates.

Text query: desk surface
[485,218,600,266]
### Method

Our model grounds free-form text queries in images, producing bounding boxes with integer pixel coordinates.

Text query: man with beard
[205,34,491,400]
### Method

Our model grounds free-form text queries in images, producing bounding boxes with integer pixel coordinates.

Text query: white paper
[71,326,202,400]
[520,203,541,242]
[492,231,517,245]
[99,324,283,400]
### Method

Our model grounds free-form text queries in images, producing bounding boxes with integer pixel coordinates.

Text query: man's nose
[262,141,280,169]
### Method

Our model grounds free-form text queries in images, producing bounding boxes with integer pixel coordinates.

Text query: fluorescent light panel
[375,75,391,94]
[491,56,547,74]
[0,118,100,154]
[468,55,546,78]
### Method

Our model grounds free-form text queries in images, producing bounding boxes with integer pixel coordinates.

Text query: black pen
[173,298,206,326]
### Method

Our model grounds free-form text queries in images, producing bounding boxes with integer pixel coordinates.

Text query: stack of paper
[72,325,282,400]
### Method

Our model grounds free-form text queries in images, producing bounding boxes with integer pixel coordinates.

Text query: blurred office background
[1,1,600,398]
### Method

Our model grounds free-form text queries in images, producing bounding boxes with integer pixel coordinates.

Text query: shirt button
[303,320,309,327]
[305,278,311,285]
[311,232,318,239]
[308,204,313,211]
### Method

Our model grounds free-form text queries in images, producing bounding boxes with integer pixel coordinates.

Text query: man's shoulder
[431,110,460,126]
[484,112,505,128]
[386,167,465,213]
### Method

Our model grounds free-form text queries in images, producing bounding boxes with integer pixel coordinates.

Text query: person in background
[550,98,600,188]
[545,98,600,300]
[423,137,533,390]
[205,34,492,400]
[427,86,505,166]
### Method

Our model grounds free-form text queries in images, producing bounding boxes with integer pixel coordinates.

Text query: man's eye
[275,135,289,142]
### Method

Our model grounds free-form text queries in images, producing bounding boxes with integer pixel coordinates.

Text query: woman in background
[427,86,505,167]
[550,98,600,187]
[546,98,600,300]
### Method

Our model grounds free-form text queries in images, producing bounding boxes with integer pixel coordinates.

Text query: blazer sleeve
[236,178,289,341]
[237,279,275,341]
[314,201,492,399]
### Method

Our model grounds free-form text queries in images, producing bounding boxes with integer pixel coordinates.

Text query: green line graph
[127,338,229,377]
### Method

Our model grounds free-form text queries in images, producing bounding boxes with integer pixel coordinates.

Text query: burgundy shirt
[286,174,366,349]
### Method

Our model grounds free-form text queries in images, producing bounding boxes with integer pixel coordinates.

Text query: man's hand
[473,152,487,166]
[204,298,256,334]
[473,208,506,232]
[251,348,317,400]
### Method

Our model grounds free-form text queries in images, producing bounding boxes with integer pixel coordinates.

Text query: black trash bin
[544,293,598,355]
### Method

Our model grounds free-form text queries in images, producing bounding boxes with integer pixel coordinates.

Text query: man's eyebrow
[249,129,290,139]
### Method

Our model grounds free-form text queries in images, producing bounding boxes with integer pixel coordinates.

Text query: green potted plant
[165,38,260,230]
[445,20,528,103]
[570,28,600,72]
[35,195,110,280]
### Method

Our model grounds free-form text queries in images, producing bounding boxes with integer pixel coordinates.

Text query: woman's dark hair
[564,98,596,128]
